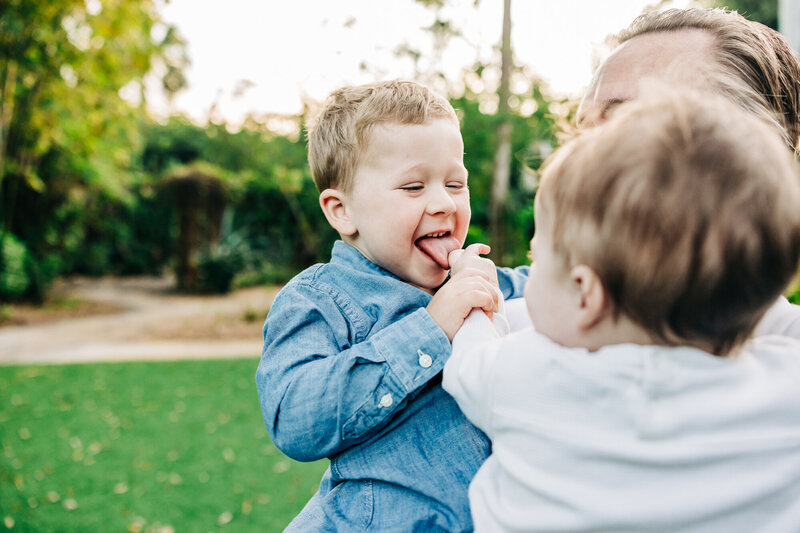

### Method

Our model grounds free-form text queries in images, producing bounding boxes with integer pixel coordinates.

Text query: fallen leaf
[218,511,233,526]
[241,500,252,515]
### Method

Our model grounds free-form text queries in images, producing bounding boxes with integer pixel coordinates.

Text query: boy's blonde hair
[306,80,459,193]
[538,90,800,355]
[614,7,800,153]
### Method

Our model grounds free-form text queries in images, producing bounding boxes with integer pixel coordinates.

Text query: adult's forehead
[578,28,715,126]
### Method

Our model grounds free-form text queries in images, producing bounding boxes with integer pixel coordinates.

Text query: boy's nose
[426,187,457,215]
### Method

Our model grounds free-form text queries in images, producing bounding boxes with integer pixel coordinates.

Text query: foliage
[159,162,235,291]
[0,232,29,299]
[198,252,242,294]
[0,0,185,300]
[789,284,800,305]
[0,360,328,532]
[198,230,249,294]
[710,0,778,29]
[142,118,338,280]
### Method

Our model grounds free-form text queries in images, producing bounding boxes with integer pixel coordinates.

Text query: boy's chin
[408,274,448,294]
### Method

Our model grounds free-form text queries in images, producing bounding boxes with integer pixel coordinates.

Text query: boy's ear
[319,188,357,236]
[570,264,610,331]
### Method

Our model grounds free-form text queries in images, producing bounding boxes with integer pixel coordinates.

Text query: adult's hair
[614,7,800,153]
[306,80,458,193]
[537,89,800,355]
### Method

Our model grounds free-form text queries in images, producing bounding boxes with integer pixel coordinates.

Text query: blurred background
[0,0,796,531]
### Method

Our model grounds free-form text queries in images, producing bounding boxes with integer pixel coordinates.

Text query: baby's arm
[442,310,505,435]
[257,283,451,462]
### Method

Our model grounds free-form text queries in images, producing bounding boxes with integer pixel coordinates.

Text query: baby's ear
[570,264,610,331]
[319,189,357,236]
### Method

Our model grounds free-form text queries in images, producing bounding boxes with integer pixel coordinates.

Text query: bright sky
[148,0,695,126]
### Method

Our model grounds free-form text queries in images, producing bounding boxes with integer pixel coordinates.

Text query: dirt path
[0,276,279,366]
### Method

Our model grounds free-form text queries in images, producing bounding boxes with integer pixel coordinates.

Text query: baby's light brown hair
[537,89,800,355]
[306,80,459,193]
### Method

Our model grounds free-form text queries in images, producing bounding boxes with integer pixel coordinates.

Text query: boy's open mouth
[415,231,460,269]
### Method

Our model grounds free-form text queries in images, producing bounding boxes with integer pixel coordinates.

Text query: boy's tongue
[416,235,460,269]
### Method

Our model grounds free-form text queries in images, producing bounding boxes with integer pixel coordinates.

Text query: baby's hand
[448,243,499,287]
[427,244,500,341]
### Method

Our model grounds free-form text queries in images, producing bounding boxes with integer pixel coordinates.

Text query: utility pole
[779,0,800,55]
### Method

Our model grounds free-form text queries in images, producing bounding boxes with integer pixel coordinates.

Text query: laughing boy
[256,80,528,531]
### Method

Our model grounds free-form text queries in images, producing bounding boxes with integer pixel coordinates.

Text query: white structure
[780,0,800,55]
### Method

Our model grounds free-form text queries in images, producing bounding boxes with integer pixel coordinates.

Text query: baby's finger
[463,243,491,257]
[447,248,464,269]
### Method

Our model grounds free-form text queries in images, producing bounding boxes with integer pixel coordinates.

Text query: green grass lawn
[0,359,328,532]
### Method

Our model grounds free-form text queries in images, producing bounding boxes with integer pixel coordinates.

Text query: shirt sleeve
[442,309,506,436]
[256,282,450,462]
[754,296,800,339]
[496,264,530,300]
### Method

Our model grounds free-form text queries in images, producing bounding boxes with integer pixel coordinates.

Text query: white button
[417,349,433,368]
[378,393,394,408]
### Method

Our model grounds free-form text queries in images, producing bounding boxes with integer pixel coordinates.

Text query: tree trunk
[0,60,17,188]
[0,60,18,233]
[489,0,512,264]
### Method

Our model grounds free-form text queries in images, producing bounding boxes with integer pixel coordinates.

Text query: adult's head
[532,89,800,355]
[578,7,800,153]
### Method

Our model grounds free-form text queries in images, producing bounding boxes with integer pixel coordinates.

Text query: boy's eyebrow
[395,163,425,179]
[398,163,468,178]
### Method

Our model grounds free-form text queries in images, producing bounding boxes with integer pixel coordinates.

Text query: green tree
[0,0,185,300]
[141,116,337,282]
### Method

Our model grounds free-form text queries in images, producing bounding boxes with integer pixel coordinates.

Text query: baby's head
[527,89,800,355]
[307,80,470,292]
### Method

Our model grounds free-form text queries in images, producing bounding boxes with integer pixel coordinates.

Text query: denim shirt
[257,241,529,532]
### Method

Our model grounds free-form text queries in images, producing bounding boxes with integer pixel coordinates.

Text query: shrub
[198,250,243,294]
[0,232,30,300]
